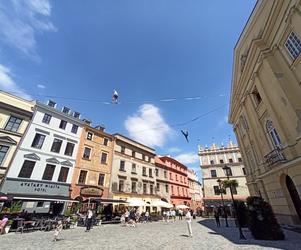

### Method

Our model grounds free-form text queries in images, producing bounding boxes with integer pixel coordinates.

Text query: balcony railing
[264,148,286,166]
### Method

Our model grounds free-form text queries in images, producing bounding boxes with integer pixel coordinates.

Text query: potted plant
[4,220,13,234]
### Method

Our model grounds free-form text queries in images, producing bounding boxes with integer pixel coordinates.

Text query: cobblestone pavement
[0,218,300,250]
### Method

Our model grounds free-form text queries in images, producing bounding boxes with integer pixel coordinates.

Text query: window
[169,173,172,180]
[182,187,184,196]
[119,180,124,192]
[231,186,238,195]
[210,160,214,165]
[37,201,44,208]
[131,181,137,193]
[142,167,147,176]
[119,160,125,171]
[142,154,146,161]
[64,142,75,156]
[73,111,81,118]
[18,160,35,178]
[0,145,9,165]
[238,157,242,162]
[42,164,56,181]
[58,167,69,182]
[180,176,183,182]
[132,163,136,173]
[71,124,78,134]
[59,120,67,129]
[78,170,87,184]
[51,138,63,153]
[101,152,108,164]
[214,186,220,195]
[171,185,174,195]
[87,132,93,140]
[176,174,178,181]
[103,138,109,146]
[165,184,169,193]
[156,182,160,191]
[120,146,125,154]
[83,147,91,159]
[31,133,46,149]
[266,120,281,148]
[149,168,153,177]
[164,171,167,178]
[285,31,301,60]
[150,184,154,195]
[177,187,180,195]
[219,159,224,164]
[98,173,105,186]
[242,167,246,175]
[211,170,217,178]
[239,115,249,135]
[42,113,52,124]
[224,167,233,176]
[252,86,262,106]
[132,151,135,158]
[62,107,70,114]
[5,116,22,132]
[155,168,159,177]
[47,100,56,107]
[229,158,233,163]
[143,183,147,194]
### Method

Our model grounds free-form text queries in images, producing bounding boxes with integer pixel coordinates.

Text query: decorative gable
[61,160,73,167]
[0,136,17,145]
[24,153,40,160]
[46,157,60,164]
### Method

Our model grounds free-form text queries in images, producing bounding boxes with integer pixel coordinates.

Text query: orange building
[71,123,114,206]
[159,156,190,207]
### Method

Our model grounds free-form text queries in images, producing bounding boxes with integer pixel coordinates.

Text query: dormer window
[73,111,81,119]
[62,107,71,115]
[47,100,56,108]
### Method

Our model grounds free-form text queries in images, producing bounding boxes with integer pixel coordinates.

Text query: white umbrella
[151,200,173,208]
[176,204,189,209]
[127,199,146,207]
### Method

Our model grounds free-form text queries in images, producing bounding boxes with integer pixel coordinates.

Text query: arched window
[266,120,281,148]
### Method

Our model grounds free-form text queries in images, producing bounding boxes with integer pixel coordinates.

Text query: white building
[187,169,203,211]
[1,101,84,214]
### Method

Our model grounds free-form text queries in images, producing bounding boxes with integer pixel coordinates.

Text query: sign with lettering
[80,186,103,197]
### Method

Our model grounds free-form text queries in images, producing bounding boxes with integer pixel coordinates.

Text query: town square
[1,0,301,249]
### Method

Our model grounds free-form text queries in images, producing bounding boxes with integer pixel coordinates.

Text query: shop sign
[80,186,103,197]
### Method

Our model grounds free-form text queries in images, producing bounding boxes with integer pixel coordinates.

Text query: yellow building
[229,0,301,225]
[0,91,34,184]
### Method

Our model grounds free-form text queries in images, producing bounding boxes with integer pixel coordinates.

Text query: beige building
[199,142,249,214]
[109,134,163,212]
[187,169,203,211]
[229,0,301,225]
[0,91,34,184]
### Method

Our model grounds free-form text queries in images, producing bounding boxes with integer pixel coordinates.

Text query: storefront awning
[13,197,79,203]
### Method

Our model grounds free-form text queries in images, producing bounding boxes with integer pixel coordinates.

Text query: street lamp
[222,165,246,240]
[217,179,228,227]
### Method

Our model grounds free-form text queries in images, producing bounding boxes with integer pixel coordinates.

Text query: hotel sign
[80,186,103,197]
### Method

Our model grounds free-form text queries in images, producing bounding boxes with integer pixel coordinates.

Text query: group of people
[121,208,150,227]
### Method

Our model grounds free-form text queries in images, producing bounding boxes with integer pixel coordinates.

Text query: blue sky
[0,0,256,178]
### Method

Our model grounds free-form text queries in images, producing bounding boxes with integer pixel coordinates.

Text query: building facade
[229,0,301,225]
[154,156,171,203]
[71,123,114,205]
[199,142,249,214]
[109,134,162,212]
[159,156,190,207]
[1,100,84,214]
[187,169,203,212]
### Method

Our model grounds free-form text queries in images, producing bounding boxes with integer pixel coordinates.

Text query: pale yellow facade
[229,0,301,225]
[0,91,34,183]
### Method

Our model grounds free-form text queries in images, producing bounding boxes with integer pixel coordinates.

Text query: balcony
[264,148,286,167]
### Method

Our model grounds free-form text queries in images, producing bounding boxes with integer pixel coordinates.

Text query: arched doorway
[286,175,301,221]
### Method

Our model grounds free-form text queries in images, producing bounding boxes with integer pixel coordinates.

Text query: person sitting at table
[0,215,9,235]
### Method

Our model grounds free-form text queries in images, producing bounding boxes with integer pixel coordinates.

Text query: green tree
[222,179,238,190]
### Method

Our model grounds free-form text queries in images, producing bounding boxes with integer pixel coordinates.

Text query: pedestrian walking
[185,209,193,237]
[171,210,176,222]
[178,209,183,220]
[145,211,150,223]
[53,220,63,241]
[214,209,220,227]
[86,209,93,232]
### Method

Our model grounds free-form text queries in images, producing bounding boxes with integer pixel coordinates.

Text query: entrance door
[286,175,301,221]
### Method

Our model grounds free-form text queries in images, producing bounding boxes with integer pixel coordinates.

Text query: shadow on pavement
[198,218,300,250]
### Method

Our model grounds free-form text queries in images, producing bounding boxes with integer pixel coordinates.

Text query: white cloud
[125,104,173,148]
[174,152,199,165]
[0,0,56,60]
[168,147,181,153]
[0,64,31,100]
[37,84,46,89]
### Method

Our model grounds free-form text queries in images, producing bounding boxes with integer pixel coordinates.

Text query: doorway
[286,175,301,221]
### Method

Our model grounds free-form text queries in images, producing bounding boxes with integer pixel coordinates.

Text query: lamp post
[222,165,246,240]
[217,179,228,227]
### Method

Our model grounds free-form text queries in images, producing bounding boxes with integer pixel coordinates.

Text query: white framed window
[83,147,91,159]
[87,132,93,140]
[285,31,301,60]
[266,120,281,148]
